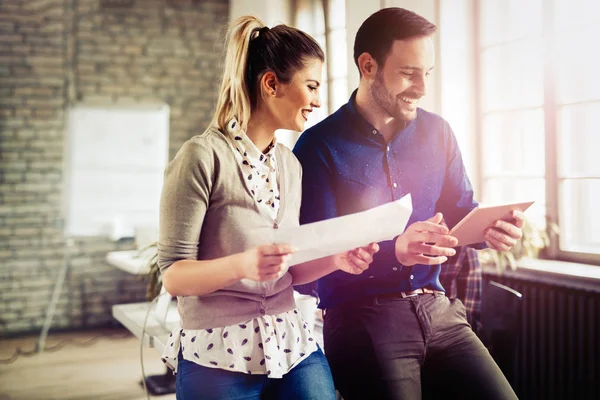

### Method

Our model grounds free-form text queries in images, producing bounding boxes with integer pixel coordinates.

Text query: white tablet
[449,200,535,246]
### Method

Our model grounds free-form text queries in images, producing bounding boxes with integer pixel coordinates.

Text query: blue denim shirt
[293,91,479,309]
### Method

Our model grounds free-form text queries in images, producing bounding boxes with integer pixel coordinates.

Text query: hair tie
[252,26,270,40]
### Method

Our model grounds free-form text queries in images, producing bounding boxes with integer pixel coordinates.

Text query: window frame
[473,0,600,266]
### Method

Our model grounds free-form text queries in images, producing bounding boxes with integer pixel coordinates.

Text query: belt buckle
[400,289,421,298]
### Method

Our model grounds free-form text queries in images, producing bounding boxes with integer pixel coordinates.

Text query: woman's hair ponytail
[211,16,264,133]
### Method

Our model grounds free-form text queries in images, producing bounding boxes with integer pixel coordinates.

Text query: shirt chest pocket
[334,174,392,216]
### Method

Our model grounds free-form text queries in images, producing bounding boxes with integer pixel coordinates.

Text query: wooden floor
[0,329,176,400]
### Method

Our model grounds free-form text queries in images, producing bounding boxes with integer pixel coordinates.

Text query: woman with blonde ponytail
[157,16,379,399]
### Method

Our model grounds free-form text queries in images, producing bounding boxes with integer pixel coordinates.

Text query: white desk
[112,301,179,353]
[106,249,153,275]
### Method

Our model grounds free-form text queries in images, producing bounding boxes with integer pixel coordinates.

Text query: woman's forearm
[288,256,338,286]
[162,253,245,297]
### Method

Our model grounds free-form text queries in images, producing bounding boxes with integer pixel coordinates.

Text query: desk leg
[141,367,176,395]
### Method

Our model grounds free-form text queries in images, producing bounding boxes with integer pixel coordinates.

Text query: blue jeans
[175,346,336,400]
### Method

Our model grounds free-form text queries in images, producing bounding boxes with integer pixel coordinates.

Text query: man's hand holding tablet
[448,201,535,248]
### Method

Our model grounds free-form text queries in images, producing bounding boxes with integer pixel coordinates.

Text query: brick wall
[0,0,228,336]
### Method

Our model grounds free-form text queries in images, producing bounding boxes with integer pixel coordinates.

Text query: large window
[294,0,348,128]
[476,0,600,264]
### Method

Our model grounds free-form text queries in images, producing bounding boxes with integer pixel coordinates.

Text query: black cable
[140,291,171,400]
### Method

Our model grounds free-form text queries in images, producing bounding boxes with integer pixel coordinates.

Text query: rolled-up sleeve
[158,138,214,274]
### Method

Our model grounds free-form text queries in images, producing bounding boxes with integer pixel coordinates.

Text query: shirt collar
[344,89,417,141]
[225,118,277,163]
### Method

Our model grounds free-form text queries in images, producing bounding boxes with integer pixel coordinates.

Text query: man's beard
[371,71,418,123]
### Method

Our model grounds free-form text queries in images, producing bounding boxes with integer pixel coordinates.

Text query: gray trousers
[323,292,518,400]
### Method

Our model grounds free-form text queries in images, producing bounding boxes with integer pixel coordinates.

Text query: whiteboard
[63,104,169,239]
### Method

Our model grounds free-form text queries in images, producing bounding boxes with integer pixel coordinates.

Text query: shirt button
[386,145,390,152]
[369,275,374,279]
[393,183,398,188]
[372,129,377,135]
[392,267,398,271]
[410,274,414,280]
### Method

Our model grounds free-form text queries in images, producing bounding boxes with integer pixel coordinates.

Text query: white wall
[439,0,478,192]
[230,0,292,26]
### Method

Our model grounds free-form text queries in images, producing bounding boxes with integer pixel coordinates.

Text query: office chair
[480,280,523,387]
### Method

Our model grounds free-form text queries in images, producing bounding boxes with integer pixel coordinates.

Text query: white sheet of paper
[256,194,413,266]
